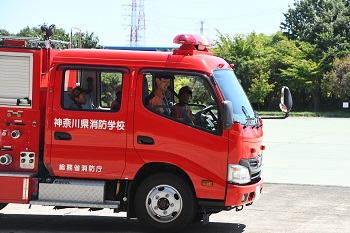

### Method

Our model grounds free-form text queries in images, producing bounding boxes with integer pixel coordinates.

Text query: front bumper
[224,178,263,206]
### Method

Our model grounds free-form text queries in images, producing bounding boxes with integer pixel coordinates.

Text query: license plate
[255,185,261,201]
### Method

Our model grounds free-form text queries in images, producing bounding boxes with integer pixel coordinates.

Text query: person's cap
[179,86,192,96]
[115,85,122,94]
[70,87,90,100]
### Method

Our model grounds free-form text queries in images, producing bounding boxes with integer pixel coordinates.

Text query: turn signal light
[201,180,213,187]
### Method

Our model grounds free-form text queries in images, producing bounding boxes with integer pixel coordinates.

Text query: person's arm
[148,96,165,114]
[171,107,181,118]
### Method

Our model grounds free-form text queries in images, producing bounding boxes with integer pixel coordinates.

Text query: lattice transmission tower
[128,0,146,46]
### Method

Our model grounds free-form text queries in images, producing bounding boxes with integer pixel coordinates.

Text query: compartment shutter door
[0,52,33,100]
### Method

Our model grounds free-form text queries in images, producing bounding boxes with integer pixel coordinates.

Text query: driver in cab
[145,74,171,116]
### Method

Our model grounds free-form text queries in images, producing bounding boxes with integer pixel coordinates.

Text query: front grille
[248,156,262,169]
[250,171,261,180]
[239,155,262,181]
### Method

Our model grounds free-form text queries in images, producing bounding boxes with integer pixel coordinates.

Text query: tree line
[1,0,350,112]
[0,25,101,49]
[213,0,350,112]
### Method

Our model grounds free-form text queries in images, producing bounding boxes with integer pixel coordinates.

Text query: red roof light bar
[173,34,214,47]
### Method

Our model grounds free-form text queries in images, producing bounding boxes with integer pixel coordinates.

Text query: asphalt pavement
[0,117,349,233]
[1,183,349,233]
[262,117,350,187]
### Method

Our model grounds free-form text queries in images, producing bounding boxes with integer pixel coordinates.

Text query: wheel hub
[157,197,170,210]
[146,185,183,223]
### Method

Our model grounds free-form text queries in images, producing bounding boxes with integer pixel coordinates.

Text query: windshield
[213,69,257,125]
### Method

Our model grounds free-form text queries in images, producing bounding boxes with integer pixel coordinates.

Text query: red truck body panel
[0,38,265,226]
[0,175,38,203]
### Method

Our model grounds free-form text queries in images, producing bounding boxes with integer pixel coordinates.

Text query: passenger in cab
[145,74,171,116]
[111,85,122,111]
[171,86,194,121]
[69,87,89,110]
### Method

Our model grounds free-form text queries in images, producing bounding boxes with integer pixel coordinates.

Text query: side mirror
[260,86,293,119]
[221,100,233,130]
[279,86,293,116]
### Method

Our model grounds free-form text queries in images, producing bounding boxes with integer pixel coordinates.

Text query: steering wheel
[194,105,213,117]
[194,105,217,129]
[194,105,215,119]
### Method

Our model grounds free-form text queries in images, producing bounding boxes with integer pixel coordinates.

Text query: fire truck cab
[0,33,292,232]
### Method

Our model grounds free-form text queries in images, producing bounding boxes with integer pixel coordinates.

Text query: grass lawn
[259,111,350,118]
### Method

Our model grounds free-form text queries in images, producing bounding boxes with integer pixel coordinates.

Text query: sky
[0,0,296,47]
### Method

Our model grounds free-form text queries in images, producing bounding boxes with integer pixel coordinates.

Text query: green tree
[0,29,12,45]
[281,0,350,65]
[270,33,321,111]
[214,32,296,110]
[4,24,101,49]
[322,56,350,103]
[279,0,350,110]
[101,72,122,106]
[16,26,41,38]
[16,26,70,49]
[213,31,274,93]
[213,31,321,111]
[173,78,191,95]
[248,70,275,110]
[0,29,11,36]
[80,31,103,49]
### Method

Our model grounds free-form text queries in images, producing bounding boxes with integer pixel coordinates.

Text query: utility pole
[200,21,204,35]
[70,27,81,48]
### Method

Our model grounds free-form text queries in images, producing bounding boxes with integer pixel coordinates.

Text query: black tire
[134,173,196,232]
[0,203,8,211]
[193,212,203,222]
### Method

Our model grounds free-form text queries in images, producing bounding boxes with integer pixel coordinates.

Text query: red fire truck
[0,27,292,232]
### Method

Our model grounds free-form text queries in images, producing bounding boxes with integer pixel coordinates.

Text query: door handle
[54,132,72,140]
[137,135,154,145]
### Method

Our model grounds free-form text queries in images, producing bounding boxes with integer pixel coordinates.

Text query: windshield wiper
[242,106,251,119]
[242,106,251,128]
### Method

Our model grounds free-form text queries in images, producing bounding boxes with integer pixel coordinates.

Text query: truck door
[46,66,128,179]
[133,71,229,199]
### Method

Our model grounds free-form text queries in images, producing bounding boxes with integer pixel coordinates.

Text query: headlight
[227,164,251,184]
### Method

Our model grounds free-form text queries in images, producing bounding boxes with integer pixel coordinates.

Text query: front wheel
[0,203,8,211]
[134,173,196,232]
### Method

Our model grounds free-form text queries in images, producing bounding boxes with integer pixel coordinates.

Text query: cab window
[62,69,123,111]
[142,71,219,132]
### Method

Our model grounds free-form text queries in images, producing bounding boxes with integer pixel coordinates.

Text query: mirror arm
[260,112,289,119]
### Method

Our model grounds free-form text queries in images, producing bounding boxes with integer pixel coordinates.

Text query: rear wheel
[135,173,196,232]
[0,203,8,211]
